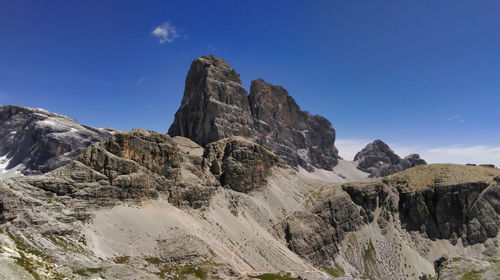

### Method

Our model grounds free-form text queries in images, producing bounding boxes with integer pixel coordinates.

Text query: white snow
[0,155,23,179]
[39,119,58,126]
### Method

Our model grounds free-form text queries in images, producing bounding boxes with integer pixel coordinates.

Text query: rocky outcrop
[283,164,500,267]
[0,187,18,224]
[169,55,339,171]
[0,105,115,175]
[20,129,184,205]
[354,139,426,177]
[283,188,365,265]
[203,136,285,193]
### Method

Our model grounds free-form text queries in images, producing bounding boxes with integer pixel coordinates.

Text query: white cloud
[151,21,179,44]
[446,114,464,124]
[336,138,500,167]
[418,145,500,166]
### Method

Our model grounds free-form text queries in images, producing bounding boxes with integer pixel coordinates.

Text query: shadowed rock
[169,55,339,171]
[203,136,285,193]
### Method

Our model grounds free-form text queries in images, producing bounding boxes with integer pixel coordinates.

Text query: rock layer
[354,139,426,177]
[283,164,500,267]
[169,55,339,171]
[0,105,115,175]
[203,136,285,193]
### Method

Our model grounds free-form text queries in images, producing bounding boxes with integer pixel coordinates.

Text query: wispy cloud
[446,114,464,124]
[137,77,145,84]
[151,21,180,44]
[336,138,500,166]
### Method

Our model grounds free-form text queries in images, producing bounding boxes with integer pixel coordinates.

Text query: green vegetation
[461,270,482,280]
[15,251,42,280]
[363,240,376,262]
[6,230,44,258]
[145,256,163,265]
[179,265,208,279]
[249,272,297,280]
[316,262,344,277]
[114,256,130,264]
[75,267,105,277]
[145,258,214,279]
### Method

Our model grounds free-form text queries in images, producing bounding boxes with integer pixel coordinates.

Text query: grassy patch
[145,257,163,265]
[75,267,105,276]
[461,270,482,280]
[6,230,44,258]
[249,272,297,280]
[15,251,42,280]
[363,240,376,262]
[179,265,208,279]
[114,256,130,264]
[316,262,344,277]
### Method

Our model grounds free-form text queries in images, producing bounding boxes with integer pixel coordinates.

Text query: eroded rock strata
[169,55,339,171]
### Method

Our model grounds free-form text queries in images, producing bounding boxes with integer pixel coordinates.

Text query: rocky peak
[168,55,254,146]
[169,55,339,171]
[0,105,115,175]
[354,139,426,177]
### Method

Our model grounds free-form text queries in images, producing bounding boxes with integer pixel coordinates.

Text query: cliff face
[282,164,500,279]
[169,55,339,171]
[168,56,254,146]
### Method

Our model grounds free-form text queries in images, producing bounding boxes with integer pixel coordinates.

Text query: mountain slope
[0,105,115,176]
[1,127,498,279]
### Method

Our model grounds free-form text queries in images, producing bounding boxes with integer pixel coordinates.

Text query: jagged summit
[354,139,426,177]
[168,55,339,171]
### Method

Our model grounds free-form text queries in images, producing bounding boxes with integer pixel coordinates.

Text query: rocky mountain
[354,139,427,177]
[1,125,499,279]
[0,105,115,176]
[169,55,339,172]
[0,57,499,280]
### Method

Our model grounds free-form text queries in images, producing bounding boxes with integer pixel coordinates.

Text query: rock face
[169,55,339,171]
[168,55,254,146]
[283,164,500,269]
[23,129,182,204]
[354,139,426,177]
[0,105,115,175]
[283,188,366,265]
[0,187,18,224]
[203,136,285,193]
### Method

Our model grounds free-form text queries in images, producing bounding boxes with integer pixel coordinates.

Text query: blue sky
[1,1,499,164]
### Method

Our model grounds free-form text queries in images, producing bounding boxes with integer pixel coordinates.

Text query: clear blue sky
[1,1,499,163]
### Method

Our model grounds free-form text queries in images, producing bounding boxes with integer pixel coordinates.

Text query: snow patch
[39,119,58,126]
[0,155,23,178]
